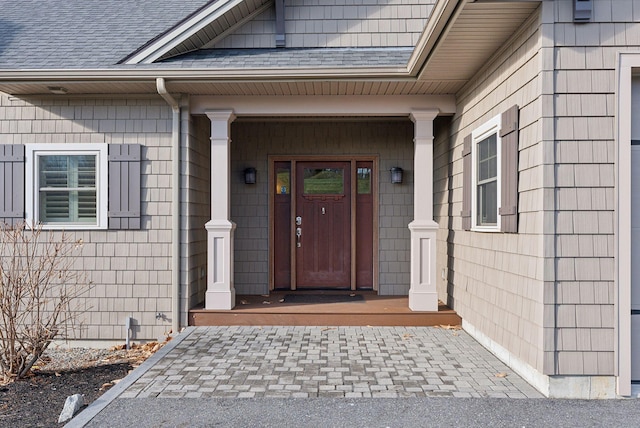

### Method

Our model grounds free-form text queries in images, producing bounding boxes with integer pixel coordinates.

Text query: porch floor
[189,291,461,326]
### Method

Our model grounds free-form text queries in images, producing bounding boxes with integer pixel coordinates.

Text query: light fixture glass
[244,167,257,184]
[390,167,403,184]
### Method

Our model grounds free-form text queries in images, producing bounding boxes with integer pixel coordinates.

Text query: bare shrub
[0,222,91,381]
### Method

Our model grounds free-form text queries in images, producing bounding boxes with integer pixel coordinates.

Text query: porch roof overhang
[0,0,540,98]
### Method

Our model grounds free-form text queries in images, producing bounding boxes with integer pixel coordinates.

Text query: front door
[295,161,351,288]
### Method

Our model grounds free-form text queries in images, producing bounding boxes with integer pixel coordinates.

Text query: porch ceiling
[0,0,540,97]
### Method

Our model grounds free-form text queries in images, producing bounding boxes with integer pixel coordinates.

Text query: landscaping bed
[0,343,163,427]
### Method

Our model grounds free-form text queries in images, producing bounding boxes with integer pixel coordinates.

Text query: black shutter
[461,134,472,231]
[499,105,519,233]
[108,144,141,230]
[0,145,25,226]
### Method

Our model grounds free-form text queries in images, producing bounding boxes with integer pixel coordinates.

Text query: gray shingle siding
[0,92,175,341]
[439,9,545,374]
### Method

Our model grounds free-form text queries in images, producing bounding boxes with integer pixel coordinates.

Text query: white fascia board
[0,66,411,81]
[124,0,246,64]
[191,94,457,116]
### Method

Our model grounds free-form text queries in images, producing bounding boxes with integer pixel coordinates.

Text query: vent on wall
[573,0,592,22]
[275,0,285,47]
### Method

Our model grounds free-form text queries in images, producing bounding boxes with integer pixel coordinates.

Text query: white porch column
[205,110,236,310]
[408,109,440,311]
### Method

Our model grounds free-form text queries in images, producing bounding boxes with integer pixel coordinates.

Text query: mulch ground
[0,341,165,427]
[0,363,133,427]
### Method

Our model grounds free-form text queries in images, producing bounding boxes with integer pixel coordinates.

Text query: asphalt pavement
[80,396,640,427]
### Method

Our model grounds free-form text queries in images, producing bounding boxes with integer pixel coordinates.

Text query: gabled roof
[123,0,273,64]
[0,0,541,97]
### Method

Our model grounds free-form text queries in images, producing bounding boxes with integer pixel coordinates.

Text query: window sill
[470,226,501,233]
[34,223,107,231]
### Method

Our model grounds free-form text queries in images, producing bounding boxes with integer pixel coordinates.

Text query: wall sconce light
[390,167,403,184]
[244,167,257,184]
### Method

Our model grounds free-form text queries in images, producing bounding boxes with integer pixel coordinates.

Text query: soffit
[0,80,465,97]
[418,1,541,86]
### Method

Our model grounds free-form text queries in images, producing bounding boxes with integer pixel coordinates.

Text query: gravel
[37,347,134,372]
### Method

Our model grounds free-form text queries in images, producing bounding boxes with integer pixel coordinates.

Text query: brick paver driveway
[120,326,542,399]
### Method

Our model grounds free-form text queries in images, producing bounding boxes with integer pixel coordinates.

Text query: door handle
[296,227,302,247]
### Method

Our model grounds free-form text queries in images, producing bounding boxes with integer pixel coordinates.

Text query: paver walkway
[120,326,542,399]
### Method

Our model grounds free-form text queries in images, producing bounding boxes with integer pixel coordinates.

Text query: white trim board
[190,94,456,116]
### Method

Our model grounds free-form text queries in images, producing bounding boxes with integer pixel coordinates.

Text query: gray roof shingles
[0,1,412,71]
[154,48,413,69]
[0,0,211,69]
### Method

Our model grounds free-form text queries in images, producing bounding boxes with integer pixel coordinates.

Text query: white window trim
[471,114,501,232]
[25,143,108,230]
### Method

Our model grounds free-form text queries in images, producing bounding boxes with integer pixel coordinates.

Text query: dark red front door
[295,162,351,288]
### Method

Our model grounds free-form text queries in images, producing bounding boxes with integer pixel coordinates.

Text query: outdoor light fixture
[390,167,403,184]
[47,86,68,95]
[244,167,257,184]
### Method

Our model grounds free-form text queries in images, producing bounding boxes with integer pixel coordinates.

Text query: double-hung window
[461,106,519,233]
[471,115,501,231]
[26,144,108,229]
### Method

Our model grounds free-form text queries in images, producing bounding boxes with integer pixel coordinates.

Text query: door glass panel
[357,167,371,194]
[303,168,344,194]
[276,167,290,194]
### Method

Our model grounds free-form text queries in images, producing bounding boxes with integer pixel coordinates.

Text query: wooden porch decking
[189,291,461,326]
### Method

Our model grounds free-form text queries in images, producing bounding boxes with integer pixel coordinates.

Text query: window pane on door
[276,167,290,194]
[357,167,371,194]
[303,168,344,194]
